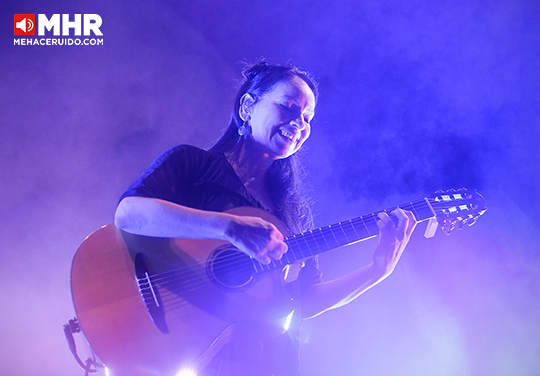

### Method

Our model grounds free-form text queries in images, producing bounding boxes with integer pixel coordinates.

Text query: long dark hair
[210,62,319,233]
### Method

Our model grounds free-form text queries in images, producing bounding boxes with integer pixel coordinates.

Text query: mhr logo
[14,14,102,36]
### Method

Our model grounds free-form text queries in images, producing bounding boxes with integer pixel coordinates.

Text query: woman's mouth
[278,128,299,142]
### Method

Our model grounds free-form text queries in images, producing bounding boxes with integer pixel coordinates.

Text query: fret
[324,225,341,249]
[415,202,424,219]
[419,199,436,221]
[349,217,368,240]
[296,233,311,258]
[402,201,416,219]
[308,227,331,254]
[339,220,355,244]
[331,222,350,247]
[283,246,296,264]
[402,200,425,222]
[302,231,317,256]
[286,234,303,260]
[359,215,375,238]
[347,218,361,240]
[309,229,324,253]
[316,227,331,251]
[399,202,412,212]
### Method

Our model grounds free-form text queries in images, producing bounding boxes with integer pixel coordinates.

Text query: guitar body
[71,189,487,375]
[71,207,294,376]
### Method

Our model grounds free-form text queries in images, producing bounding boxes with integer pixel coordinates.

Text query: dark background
[1,0,539,375]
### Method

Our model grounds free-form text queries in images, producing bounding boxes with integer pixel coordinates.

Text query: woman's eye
[280,103,302,117]
[278,103,312,124]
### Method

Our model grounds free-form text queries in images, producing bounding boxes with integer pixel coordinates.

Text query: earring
[238,120,251,136]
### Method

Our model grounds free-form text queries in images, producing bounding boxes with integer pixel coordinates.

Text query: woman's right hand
[225,215,288,265]
[116,197,288,264]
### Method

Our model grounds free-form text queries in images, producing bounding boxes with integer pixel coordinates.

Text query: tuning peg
[440,218,456,235]
[465,216,478,227]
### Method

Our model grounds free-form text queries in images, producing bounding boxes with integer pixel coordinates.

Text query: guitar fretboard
[251,198,435,273]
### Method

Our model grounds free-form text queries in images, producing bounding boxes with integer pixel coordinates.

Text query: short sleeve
[119,145,205,205]
[118,145,262,213]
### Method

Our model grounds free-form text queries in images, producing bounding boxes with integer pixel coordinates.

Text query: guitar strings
[142,215,365,290]
[137,196,472,309]
[139,199,434,290]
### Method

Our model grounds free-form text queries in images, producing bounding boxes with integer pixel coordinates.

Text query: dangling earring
[238,120,251,136]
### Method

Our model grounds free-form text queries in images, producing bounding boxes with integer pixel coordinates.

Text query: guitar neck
[252,198,435,273]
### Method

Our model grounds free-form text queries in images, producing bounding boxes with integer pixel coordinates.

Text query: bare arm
[115,196,287,264]
[300,208,417,319]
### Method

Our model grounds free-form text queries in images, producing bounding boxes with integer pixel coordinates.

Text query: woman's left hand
[372,208,417,276]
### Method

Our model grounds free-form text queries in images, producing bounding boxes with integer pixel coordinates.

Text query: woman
[115,62,416,375]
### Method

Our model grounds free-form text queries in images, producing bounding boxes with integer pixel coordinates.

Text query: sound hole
[209,245,255,289]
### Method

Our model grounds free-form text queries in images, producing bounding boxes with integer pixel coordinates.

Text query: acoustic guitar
[70,189,486,375]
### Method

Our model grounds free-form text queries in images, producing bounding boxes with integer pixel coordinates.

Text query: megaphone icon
[16,18,27,32]
[16,18,34,33]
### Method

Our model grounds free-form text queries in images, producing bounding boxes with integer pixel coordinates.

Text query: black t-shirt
[120,144,265,214]
[120,145,321,375]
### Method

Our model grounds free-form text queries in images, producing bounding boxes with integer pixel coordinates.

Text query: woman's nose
[291,116,307,130]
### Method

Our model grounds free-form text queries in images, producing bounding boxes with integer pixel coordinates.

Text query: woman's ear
[239,93,255,121]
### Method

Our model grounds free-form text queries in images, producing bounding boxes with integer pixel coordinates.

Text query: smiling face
[241,75,316,161]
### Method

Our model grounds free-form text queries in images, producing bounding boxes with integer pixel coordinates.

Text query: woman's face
[243,76,316,160]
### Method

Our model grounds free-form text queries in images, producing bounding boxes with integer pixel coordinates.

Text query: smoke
[1,0,539,375]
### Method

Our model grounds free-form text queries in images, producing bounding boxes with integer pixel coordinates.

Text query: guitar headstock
[428,188,487,235]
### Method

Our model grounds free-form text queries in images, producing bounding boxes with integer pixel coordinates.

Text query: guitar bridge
[134,253,169,334]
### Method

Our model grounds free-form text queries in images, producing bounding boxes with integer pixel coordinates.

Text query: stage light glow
[284,310,294,331]
[176,367,197,376]
[104,367,111,376]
